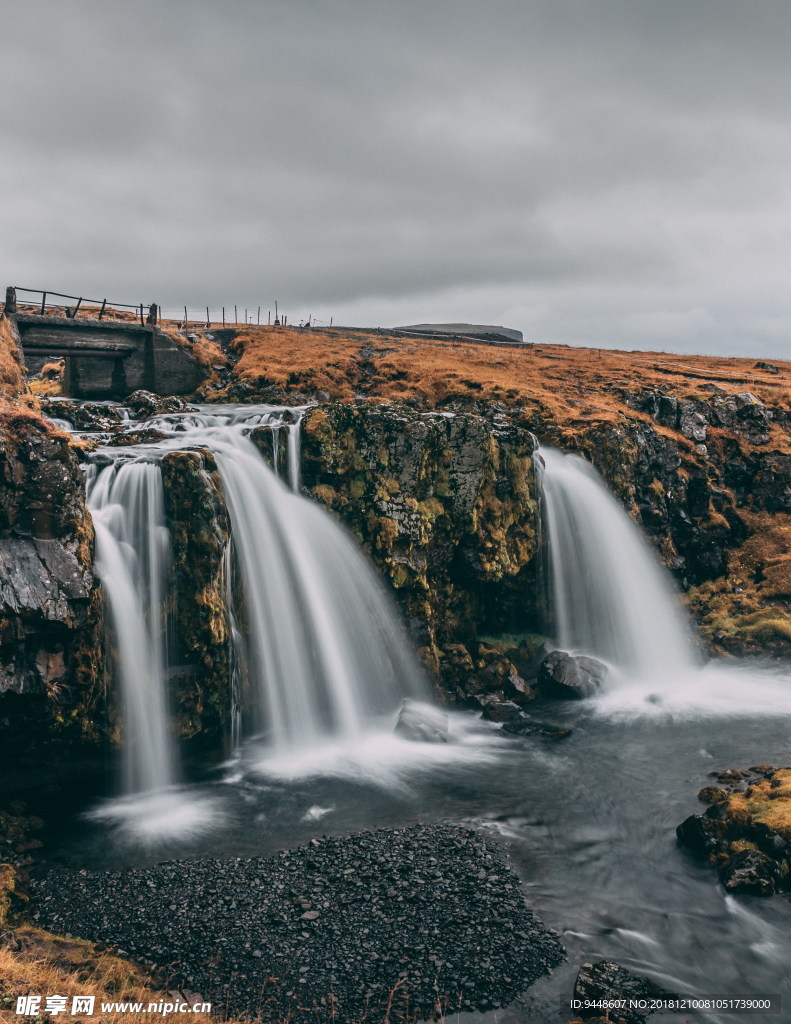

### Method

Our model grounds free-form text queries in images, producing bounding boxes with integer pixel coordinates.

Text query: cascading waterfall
[87,460,176,794]
[210,430,424,747]
[85,405,427,801]
[536,446,699,683]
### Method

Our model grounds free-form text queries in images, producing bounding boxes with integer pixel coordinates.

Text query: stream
[51,675,791,1024]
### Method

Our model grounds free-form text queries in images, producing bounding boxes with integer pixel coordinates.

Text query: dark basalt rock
[481,699,524,724]
[537,651,607,700]
[501,713,572,740]
[39,398,123,432]
[572,960,676,1024]
[678,766,791,896]
[300,403,541,696]
[719,848,778,896]
[0,417,101,724]
[124,390,191,418]
[675,813,725,856]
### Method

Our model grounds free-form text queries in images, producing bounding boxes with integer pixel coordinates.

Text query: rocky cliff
[1,320,789,757]
[0,418,102,794]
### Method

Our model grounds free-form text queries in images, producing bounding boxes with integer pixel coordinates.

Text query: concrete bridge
[4,287,206,399]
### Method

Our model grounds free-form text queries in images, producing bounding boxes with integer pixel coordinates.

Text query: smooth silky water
[51,413,791,1023]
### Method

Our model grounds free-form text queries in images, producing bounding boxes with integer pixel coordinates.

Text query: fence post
[206,306,210,328]
[257,306,261,325]
[4,286,17,314]
[40,292,47,314]
[234,305,238,325]
[98,299,107,319]
[147,304,158,325]
[222,307,225,326]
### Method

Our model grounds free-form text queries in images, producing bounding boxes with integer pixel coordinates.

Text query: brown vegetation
[686,513,791,652]
[0,929,227,1024]
[723,769,791,839]
[0,316,26,405]
[193,324,790,448]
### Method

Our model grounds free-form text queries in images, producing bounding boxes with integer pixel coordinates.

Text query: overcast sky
[2,1,790,357]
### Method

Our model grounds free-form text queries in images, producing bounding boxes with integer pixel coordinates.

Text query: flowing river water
[47,403,791,1024]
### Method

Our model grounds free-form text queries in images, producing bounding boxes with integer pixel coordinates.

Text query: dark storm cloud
[1,0,790,355]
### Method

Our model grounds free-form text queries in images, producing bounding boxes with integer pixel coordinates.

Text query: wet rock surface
[571,959,676,1024]
[300,402,541,693]
[32,824,564,1022]
[393,699,449,742]
[537,651,607,700]
[0,415,101,725]
[677,766,791,895]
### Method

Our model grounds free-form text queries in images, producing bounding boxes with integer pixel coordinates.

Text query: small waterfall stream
[85,405,427,804]
[536,446,700,683]
[87,460,176,795]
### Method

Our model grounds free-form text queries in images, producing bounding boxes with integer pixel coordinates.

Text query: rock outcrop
[0,411,102,760]
[300,402,541,688]
[677,766,791,895]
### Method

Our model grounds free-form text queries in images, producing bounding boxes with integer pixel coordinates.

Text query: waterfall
[87,460,176,794]
[536,446,699,683]
[86,405,427,798]
[209,430,425,748]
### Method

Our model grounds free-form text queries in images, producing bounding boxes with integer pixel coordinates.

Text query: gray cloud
[1,0,790,356]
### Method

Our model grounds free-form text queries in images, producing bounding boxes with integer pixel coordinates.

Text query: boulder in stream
[537,651,607,700]
[394,699,449,742]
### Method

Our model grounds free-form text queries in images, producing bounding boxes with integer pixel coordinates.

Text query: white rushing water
[86,460,175,794]
[536,446,700,682]
[535,446,791,718]
[85,405,428,810]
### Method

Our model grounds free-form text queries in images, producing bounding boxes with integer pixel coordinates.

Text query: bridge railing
[5,286,155,325]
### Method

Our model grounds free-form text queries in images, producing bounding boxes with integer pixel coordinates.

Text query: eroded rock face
[300,402,541,686]
[0,413,101,741]
[160,449,231,741]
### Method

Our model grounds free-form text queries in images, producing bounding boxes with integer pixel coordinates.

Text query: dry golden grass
[157,325,229,370]
[0,316,26,403]
[229,326,364,400]
[170,324,791,449]
[0,928,233,1024]
[28,377,63,397]
[725,769,791,839]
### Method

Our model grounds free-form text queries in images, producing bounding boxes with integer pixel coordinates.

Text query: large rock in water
[394,699,448,742]
[537,651,607,700]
